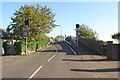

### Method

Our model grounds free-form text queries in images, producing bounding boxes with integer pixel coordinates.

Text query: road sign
[23,31,28,37]
[23,27,29,38]
[76,28,81,36]
[23,27,29,32]
[22,27,29,55]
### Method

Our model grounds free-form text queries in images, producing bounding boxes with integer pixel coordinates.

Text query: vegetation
[55,35,64,41]
[3,41,10,55]
[14,39,49,54]
[10,4,58,42]
[65,36,72,42]
[112,32,120,43]
[14,42,23,54]
[78,24,98,40]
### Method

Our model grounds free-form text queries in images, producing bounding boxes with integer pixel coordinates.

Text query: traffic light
[25,20,29,26]
[76,24,79,28]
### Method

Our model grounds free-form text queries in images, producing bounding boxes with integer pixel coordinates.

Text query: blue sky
[1,2,118,43]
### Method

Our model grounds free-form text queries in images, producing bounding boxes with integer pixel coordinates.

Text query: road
[2,42,119,79]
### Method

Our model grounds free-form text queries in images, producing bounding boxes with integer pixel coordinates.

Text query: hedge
[3,41,10,55]
[14,41,23,54]
[14,39,49,54]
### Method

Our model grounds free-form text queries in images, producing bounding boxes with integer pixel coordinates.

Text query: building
[0,28,12,55]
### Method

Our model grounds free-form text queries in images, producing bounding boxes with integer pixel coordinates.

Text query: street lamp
[57,25,62,41]
[61,26,62,41]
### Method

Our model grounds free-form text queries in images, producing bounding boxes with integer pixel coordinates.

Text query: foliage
[54,38,58,42]
[78,24,98,40]
[112,32,120,41]
[10,4,58,41]
[13,39,49,54]
[65,36,71,42]
[55,35,64,41]
[14,42,23,54]
[3,41,10,55]
[28,42,37,51]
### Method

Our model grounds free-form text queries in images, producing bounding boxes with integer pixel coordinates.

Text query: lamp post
[57,25,62,41]
[0,29,3,55]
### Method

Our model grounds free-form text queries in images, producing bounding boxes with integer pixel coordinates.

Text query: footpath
[74,42,119,79]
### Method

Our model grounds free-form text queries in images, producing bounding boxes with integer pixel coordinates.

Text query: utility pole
[60,26,62,41]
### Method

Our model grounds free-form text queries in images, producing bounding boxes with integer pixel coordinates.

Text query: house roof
[0,29,12,39]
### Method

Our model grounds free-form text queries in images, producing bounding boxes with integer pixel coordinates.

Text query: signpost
[23,20,29,55]
[23,27,29,55]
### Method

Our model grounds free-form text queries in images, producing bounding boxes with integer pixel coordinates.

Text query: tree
[112,32,120,42]
[78,24,98,40]
[55,35,64,41]
[10,4,58,41]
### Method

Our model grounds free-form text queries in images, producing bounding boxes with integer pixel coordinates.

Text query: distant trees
[78,24,98,40]
[55,35,64,41]
[10,4,58,41]
[112,32,120,42]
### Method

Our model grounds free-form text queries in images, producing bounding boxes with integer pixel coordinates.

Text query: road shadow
[71,68,120,72]
[62,58,119,62]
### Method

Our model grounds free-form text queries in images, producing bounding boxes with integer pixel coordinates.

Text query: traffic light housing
[25,20,29,26]
[76,24,79,28]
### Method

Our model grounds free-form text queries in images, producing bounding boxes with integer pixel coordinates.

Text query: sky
[1,2,118,43]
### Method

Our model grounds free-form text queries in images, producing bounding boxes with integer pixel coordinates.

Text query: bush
[3,41,10,55]
[14,41,23,54]
[65,36,71,42]
[28,42,37,51]
[13,39,49,54]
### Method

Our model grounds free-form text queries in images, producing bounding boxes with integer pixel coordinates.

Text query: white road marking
[48,54,56,61]
[41,45,51,51]
[28,66,43,80]
[65,42,77,55]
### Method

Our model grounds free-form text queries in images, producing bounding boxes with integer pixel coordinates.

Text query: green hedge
[3,41,10,55]
[14,41,23,54]
[14,39,49,54]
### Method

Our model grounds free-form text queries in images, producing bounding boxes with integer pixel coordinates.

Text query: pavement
[2,41,119,79]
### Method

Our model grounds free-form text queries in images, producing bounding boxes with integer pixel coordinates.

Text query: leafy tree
[10,4,58,41]
[55,35,64,41]
[78,24,98,40]
[112,32,120,42]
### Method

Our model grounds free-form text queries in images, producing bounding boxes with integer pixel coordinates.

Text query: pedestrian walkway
[75,43,119,78]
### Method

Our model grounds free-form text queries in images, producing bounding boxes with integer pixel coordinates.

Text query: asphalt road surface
[2,42,119,79]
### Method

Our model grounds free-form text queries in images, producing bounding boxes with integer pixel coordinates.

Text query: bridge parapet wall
[66,37,119,60]
[78,37,102,55]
